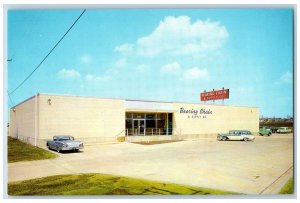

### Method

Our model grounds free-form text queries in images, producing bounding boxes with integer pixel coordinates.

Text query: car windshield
[54,136,74,141]
[58,138,71,141]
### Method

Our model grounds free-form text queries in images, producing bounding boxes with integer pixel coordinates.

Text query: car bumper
[61,146,84,151]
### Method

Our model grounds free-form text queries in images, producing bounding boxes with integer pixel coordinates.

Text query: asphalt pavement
[8,134,294,194]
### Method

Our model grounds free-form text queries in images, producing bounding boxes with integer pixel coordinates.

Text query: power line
[8,94,15,108]
[8,9,86,96]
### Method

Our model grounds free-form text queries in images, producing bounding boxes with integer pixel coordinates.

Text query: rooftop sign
[200,89,229,101]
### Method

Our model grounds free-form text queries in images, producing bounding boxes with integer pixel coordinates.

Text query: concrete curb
[260,166,293,194]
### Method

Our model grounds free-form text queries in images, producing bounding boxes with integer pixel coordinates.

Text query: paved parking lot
[8,134,293,194]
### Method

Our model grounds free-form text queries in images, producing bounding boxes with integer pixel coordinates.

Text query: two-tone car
[46,135,84,153]
[277,127,292,134]
[217,130,255,141]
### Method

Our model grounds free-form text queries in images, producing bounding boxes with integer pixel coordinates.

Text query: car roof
[54,135,73,138]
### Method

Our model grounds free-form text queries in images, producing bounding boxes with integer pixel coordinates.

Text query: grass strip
[8,137,57,163]
[8,173,238,195]
[278,177,293,194]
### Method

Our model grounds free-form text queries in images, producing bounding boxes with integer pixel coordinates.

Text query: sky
[7,8,294,118]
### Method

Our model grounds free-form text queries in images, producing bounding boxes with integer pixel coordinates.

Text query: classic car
[270,127,279,133]
[46,135,83,153]
[276,127,292,134]
[217,130,255,141]
[259,126,272,136]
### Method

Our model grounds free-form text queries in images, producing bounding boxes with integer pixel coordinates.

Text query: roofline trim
[10,95,36,109]
[12,93,259,109]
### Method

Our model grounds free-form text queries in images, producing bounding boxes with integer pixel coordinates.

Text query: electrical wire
[8,9,86,96]
[8,94,15,108]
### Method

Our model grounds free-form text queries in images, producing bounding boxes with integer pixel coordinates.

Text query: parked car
[277,127,292,134]
[270,127,279,133]
[46,135,83,153]
[259,126,272,136]
[217,130,255,141]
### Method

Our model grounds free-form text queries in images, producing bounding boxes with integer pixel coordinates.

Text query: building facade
[9,93,259,147]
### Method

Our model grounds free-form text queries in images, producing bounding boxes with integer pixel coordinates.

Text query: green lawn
[8,173,238,195]
[8,136,57,163]
[279,177,294,194]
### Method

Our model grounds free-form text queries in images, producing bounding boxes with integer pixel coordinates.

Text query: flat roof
[11,93,259,109]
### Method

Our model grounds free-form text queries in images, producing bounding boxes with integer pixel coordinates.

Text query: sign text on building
[180,107,213,119]
[200,89,229,101]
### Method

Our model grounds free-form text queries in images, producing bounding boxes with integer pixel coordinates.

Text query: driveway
[8,134,293,194]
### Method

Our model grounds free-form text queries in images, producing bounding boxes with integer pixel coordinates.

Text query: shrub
[116,136,125,142]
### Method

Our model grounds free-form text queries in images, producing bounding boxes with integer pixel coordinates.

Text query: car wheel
[56,147,60,153]
[222,137,227,141]
[259,133,262,136]
[268,133,271,136]
[243,137,248,141]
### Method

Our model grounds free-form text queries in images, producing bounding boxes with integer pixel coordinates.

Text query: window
[146,114,156,119]
[157,120,166,128]
[126,113,132,119]
[125,112,172,136]
[133,113,145,119]
[157,113,166,120]
[126,120,132,129]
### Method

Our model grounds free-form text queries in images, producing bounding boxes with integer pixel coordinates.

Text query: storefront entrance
[133,119,145,136]
[126,112,173,136]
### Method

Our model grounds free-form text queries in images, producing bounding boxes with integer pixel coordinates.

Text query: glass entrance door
[133,119,145,136]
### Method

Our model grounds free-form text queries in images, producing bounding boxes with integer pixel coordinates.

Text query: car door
[226,132,234,140]
[233,131,243,140]
[228,131,239,140]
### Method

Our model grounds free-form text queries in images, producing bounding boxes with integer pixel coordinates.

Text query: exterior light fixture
[47,99,52,105]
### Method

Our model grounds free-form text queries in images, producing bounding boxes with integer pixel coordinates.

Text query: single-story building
[9,93,259,147]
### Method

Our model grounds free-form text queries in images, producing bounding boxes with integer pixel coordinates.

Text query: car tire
[222,137,227,141]
[243,137,248,141]
[268,133,271,136]
[56,147,60,153]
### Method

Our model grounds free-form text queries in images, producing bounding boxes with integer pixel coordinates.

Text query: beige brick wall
[9,96,37,146]
[38,94,125,143]
[173,103,259,135]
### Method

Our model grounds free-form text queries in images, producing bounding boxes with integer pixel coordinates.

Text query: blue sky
[7,9,293,118]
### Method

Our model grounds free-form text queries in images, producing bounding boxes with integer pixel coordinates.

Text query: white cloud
[80,54,92,64]
[114,43,134,53]
[135,64,148,72]
[182,67,209,81]
[160,62,181,74]
[85,74,111,82]
[115,58,127,67]
[57,69,81,79]
[134,16,229,57]
[280,72,292,84]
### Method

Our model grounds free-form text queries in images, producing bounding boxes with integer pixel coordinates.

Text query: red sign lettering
[200,89,229,101]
